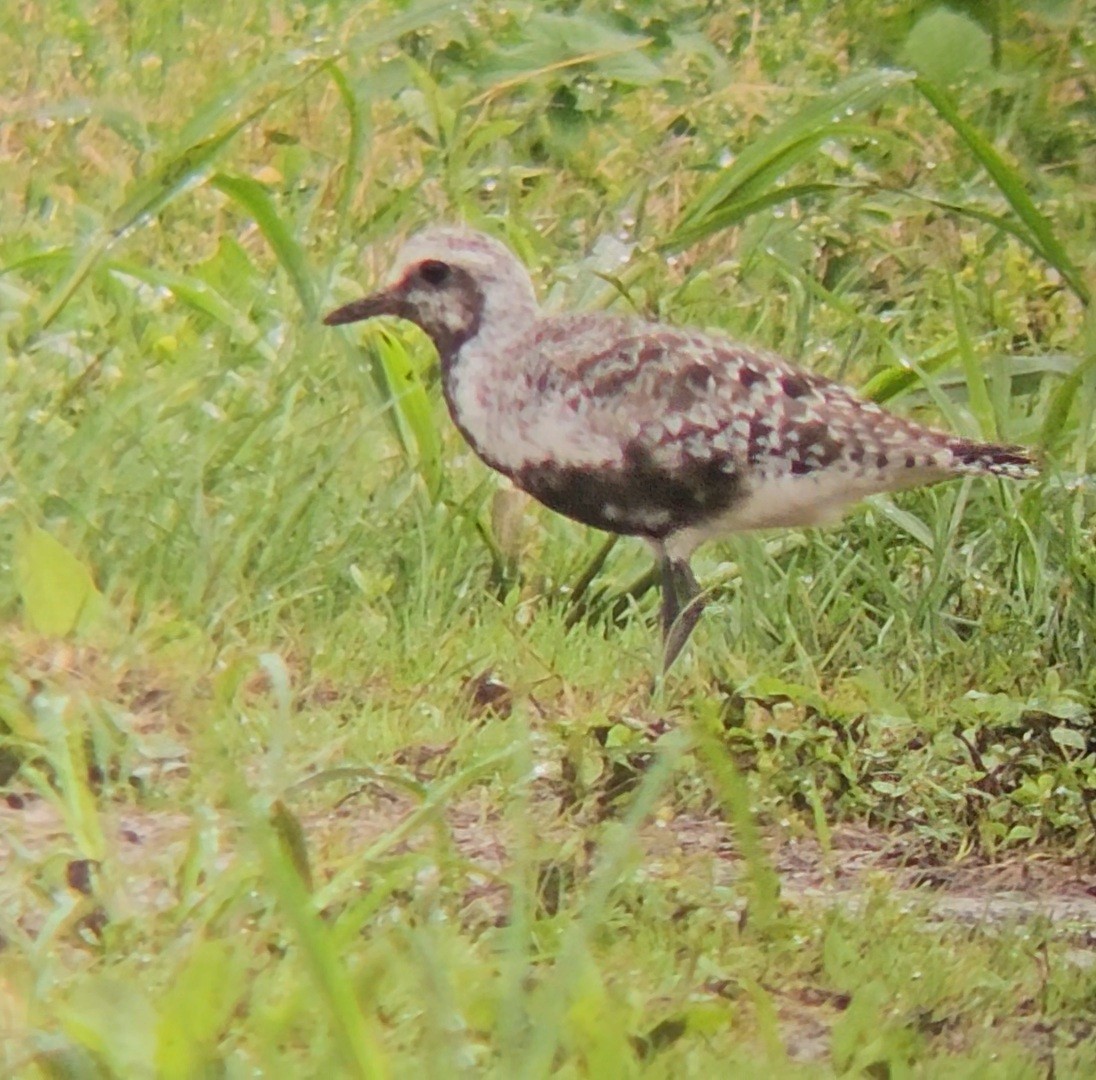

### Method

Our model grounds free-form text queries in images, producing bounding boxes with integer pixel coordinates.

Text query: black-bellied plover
[325,227,1037,669]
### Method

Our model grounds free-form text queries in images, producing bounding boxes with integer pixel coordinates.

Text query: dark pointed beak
[323,288,414,326]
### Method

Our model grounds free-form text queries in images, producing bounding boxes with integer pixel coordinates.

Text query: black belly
[514,444,743,540]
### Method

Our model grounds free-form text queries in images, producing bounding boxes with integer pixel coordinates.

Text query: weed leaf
[14,525,104,636]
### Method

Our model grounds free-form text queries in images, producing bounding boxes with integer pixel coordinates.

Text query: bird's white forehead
[389,227,525,285]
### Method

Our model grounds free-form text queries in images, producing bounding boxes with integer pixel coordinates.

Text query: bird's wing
[509,317,961,538]
[531,316,955,473]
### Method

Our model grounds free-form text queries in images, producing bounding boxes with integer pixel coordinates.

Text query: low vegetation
[1,1,1094,1074]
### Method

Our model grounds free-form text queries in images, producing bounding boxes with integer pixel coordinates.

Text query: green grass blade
[324,61,369,240]
[693,723,783,935]
[521,733,688,1077]
[363,327,445,502]
[665,181,853,251]
[896,188,1053,251]
[468,11,657,104]
[173,51,327,149]
[36,108,268,333]
[869,497,936,550]
[34,237,114,335]
[948,274,996,439]
[244,792,389,1079]
[915,77,1091,306]
[0,246,75,278]
[111,50,332,241]
[107,258,276,360]
[312,747,520,913]
[859,342,959,404]
[664,69,913,249]
[1040,308,1096,452]
[21,696,106,861]
[33,57,334,333]
[211,173,318,319]
[154,942,246,1079]
[109,111,266,240]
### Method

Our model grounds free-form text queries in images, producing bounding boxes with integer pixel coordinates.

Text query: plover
[325,227,1037,669]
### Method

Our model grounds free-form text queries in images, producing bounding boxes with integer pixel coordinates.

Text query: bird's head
[324,227,539,361]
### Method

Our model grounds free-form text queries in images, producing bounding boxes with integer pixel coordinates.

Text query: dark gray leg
[659,555,704,672]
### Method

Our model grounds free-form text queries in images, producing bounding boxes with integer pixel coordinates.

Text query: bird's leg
[659,555,704,672]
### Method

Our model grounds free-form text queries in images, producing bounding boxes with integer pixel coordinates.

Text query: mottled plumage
[326,227,1037,668]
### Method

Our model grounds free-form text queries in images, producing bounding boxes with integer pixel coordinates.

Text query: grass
[1,0,1095,1074]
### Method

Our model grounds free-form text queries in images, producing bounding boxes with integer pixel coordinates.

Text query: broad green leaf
[59,977,158,1076]
[14,525,104,636]
[901,8,992,86]
[0,684,42,743]
[831,980,891,1073]
[1050,725,1086,752]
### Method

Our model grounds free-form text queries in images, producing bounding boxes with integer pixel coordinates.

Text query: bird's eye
[419,260,451,286]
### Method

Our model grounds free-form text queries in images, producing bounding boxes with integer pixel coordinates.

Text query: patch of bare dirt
[3,789,1095,937]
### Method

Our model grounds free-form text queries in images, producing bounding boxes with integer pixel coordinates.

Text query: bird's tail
[949,438,1039,480]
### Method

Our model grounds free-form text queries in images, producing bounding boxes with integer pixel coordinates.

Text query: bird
[325,226,1038,671]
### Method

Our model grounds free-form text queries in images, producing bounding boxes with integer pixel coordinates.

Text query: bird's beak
[323,286,414,327]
